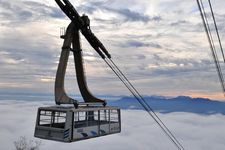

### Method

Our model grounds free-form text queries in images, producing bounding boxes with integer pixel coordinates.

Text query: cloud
[78,0,151,23]
[104,7,150,22]
[0,0,225,99]
[0,0,65,26]
[1,100,225,150]
[119,40,162,48]
[23,1,65,19]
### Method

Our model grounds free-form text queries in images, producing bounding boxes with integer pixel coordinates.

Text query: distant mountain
[1,92,225,115]
[108,96,225,115]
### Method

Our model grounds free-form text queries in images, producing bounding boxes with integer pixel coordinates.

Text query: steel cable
[103,58,185,150]
[208,0,225,63]
[200,0,225,91]
[108,59,185,149]
[196,0,225,93]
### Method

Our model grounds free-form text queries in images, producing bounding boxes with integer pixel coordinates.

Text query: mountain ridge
[1,93,224,115]
[108,95,225,115]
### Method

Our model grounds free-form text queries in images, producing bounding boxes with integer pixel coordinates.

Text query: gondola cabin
[34,0,122,143]
[34,105,121,142]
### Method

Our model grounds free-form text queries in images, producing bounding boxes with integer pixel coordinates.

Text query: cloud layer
[1,100,225,150]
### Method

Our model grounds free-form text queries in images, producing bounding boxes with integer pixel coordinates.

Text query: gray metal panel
[55,23,76,105]
[37,105,120,112]
[55,22,105,105]
[34,106,121,142]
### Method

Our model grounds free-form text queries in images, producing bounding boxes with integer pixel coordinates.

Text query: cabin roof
[38,105,119,112]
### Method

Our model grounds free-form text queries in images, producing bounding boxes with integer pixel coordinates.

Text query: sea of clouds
[1,100,225,150]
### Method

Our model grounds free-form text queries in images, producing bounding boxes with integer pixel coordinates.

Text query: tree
[14,136,42,150]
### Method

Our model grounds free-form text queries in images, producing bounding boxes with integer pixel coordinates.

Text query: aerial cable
[103,58,185,150]
[200,0,222,69]
[108,58,185,149]
[208,0,225,63]
[103,59,138,99]
[199,0,224,83]
[200,0,225,92]
[196,0,225,92]
[199,0,220,64]
[196,0,225,93]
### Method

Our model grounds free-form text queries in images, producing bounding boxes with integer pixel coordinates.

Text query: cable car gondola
[34,105,120,142]
[34,0,121,142]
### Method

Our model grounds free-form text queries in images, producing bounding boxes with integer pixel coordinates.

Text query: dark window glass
[39,110,66,129]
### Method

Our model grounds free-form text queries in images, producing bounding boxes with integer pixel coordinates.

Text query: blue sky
[0,0,225,100]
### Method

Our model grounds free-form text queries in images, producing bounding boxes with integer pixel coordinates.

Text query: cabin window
[100,110,109,123]
[74,111,98,128]
[39,110,66,129]
[86,111,98,126]
[73,109,119,128]
[39,110,52,126]
[110,109,119,123]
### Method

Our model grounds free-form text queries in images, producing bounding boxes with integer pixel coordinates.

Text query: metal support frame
[55,22,106,106]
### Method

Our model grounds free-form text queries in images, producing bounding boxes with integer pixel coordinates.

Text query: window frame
[38,109,67,129]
